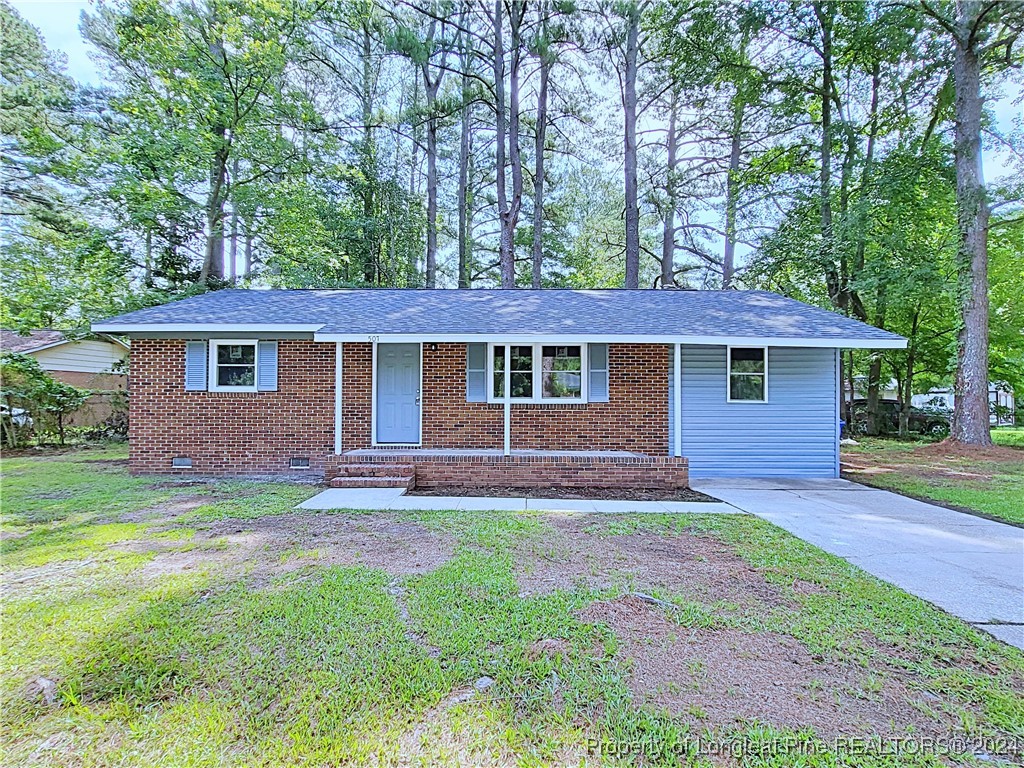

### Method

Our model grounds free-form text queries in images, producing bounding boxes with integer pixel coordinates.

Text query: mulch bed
[407,485,718,502]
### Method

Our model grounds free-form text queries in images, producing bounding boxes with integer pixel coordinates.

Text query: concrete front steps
[329,462,415,490]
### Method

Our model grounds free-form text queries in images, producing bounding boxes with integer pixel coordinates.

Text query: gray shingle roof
[93,288,905,346]
[1,329,69,353]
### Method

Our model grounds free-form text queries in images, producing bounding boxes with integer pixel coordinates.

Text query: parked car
[0,403,32,428]
[849,399,949,436]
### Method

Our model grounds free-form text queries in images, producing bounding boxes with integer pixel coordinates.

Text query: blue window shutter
[588,343,609,402]
[185,341,208,391]
[257,341,278,391]
[466,343,486,402]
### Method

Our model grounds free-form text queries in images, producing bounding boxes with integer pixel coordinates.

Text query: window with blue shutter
[185,341,208,391]
[257,341,278,391]
[588,343,609,402]
[466,343,486,402]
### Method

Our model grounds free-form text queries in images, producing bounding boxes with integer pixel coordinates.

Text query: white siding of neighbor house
[669,345,840,478]
[31,340,127,374]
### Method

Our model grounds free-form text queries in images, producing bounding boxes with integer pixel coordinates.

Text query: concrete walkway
[297,487,736,514]
[691,477,1024,650]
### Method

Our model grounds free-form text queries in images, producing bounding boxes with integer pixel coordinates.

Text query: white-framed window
[727,346,768,402]
[209,339,259,392]
[541,345,583,399]
[488,343,588,403]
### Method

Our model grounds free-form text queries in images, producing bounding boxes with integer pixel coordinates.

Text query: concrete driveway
[691,477,1024,650]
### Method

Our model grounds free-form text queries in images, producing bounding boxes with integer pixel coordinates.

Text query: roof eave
[312,332,907,349]
[91,322,325,334]
[90,324,906,349]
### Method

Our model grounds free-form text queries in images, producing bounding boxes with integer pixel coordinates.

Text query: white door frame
[371,341,423,446]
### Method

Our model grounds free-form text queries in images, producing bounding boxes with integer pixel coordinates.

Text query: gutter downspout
[673,343,682,457]
[334,342,343,454]
[503,351,511,456]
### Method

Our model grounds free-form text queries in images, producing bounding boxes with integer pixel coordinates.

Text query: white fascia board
[91,323,324,333]
[313,332,907,349]
[20,339,72,354]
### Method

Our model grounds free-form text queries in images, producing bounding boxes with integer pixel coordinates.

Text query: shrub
[0,352,90,447]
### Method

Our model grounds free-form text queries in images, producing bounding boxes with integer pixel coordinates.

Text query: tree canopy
[1,0,1021,440]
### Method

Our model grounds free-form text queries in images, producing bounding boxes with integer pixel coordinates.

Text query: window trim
[486,342,589,403]
[726,345,768,403]
[208,339,260,392]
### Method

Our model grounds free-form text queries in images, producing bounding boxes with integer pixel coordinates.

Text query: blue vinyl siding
[670,345,840,478]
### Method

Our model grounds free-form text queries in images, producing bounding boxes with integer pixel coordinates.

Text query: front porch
[325,448,689,491]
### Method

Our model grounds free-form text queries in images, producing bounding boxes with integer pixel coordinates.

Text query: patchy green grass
[843,437,1024,526]
[994,428,1024,449]
[2,449,1023,766]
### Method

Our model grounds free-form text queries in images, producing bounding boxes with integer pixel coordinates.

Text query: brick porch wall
[325,452,688,490]
[129,339,335,474]
[340,342,669,455]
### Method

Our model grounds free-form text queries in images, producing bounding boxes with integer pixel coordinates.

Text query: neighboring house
[1,330,129,426]
[912,385,1016,427]
[845,375,900,401]
[93,289,905,487]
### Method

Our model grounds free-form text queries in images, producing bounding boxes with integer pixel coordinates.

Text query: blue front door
[376,343,421,444]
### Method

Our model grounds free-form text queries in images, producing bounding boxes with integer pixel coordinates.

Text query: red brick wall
[340,342,669,455]
[129,339,335,474]
[129,339,670,475]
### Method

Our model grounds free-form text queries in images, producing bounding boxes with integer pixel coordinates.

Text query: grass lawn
[993,427,1024,449]
[842,437,1024,526]
[2,447,1023,766]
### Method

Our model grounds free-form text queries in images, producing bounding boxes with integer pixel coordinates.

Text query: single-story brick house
[93,289,905,489]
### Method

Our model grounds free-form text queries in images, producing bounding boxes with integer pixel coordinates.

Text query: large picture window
[489,343,587,402]
[728,346,767,402]
[542,345,582,398]
[209,340,258,391]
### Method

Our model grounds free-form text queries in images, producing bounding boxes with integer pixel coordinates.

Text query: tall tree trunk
[361,19,377,285]
[853,63,880,280]
[531,36,550,288]
[244,233,253,276]
[200,29,227,286]
[865,287,887,435]
[506,2,524,287]
[722,93,743,290]
[660,88,677,288]
[409,68,420,198]
[200,145,228,284]
[458,4,472,289]
[949,0,992,446]
[143,229,153,287]
[622,2,640,288]
[228,158,239,283]
[421,20,444,289]
[493,0,514,286]
[812,2,838,311]
[899,308,920,437]
[424,90,438,288]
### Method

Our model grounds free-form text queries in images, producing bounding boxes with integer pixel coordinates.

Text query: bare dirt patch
[843,441,1023,483]
[195,513,456,583]
[579,595,955,739]
[409,485,717,502]
[119,494,212,523]
[515,515,784,611]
